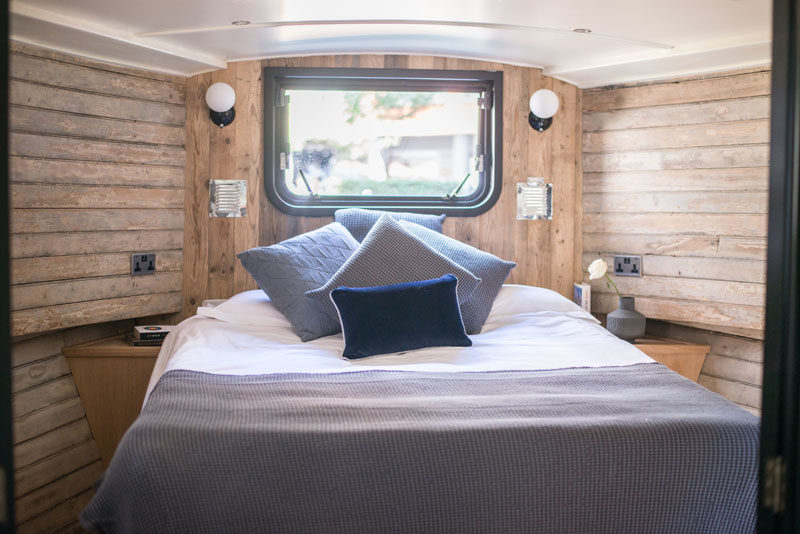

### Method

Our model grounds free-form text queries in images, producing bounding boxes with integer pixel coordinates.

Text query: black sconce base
[210,107,236,128]
[528,112,552,132]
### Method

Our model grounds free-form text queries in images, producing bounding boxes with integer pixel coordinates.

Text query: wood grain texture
[14,440,99,497]
[11,355,71,393]
[11,183,183,209]
[10,106,185,146]
[12,209,184,234]
[583,233,767,260]
[11,157,184,187]
[65,335,159,466]
[181,55,581,318]
[10,40,186,84]
[9,79,185,125]
[12,230,183,258]
[583,119,770,152]
[12,272,183,311]
[583,253,766,283]
[646,320,763,412]
[10,132,185,166]
[12,293,182,337]
[10,45,186,337]
[583,167,768,193]
[12,251,182,284]
[634,336,709,382]
[16,490,94,534]
[593,293,765,331]
[9,318,132,534]
[582,96,770,131]
[15,461,103,523]
[582,69,770,112]
[10,51,185,104]
[582,67,769,356]
[13,418,93,469]
[583,191,768,214]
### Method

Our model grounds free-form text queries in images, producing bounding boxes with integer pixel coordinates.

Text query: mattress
[145,284,654,402]
[81,284,758,533]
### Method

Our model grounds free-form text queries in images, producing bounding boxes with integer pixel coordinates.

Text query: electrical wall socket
[613,255,642,277]
[131,253,156,276]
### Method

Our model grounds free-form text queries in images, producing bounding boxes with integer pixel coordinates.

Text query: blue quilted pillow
[399,221,515,334]
[237,222,359,341]
[331,275,472,359]
[334,208,446,242]
[305,215,481,338]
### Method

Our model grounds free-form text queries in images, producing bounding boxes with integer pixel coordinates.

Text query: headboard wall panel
[9,42,186,336]
[181,55,582,319]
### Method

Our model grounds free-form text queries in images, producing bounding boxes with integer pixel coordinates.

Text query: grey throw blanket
[82,364,758,534]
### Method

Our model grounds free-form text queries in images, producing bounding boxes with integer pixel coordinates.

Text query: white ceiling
[9,0,772,87]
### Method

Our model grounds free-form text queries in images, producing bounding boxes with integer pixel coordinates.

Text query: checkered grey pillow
[399,221,515,334]
[334,208,446,242]
[306,215,481,337]
[237,222,359,341]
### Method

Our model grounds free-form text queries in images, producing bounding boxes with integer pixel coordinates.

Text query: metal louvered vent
[516,177,552,220]
[209,180,247,217]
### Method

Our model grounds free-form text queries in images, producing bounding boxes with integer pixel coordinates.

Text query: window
[264,67,503,216]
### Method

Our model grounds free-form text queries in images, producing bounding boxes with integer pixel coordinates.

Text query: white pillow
[197,290,292,328]
[486,284,600,324]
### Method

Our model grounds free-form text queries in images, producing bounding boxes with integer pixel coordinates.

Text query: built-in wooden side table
[634,336,710,382]
[63,335,161,467]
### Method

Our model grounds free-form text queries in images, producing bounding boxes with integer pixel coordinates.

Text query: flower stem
[605,273,621,297]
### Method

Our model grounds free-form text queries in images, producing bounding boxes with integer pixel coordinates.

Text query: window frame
[263,66,503,216]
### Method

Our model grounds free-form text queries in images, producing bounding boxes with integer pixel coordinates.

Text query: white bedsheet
[145,284,653,403]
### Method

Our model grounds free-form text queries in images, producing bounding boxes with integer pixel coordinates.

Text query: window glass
[285,89,480,198]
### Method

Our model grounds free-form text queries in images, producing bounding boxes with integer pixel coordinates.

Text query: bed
[80,285,758,534]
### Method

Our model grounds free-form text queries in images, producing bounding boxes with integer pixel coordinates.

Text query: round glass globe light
[205,82,236,113]
[529,89,559,119]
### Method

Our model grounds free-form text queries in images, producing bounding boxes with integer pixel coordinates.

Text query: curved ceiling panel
[9,0,771,86]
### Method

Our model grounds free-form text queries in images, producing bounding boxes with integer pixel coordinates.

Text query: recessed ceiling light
[572,28,592,34]
[232,20,251,26]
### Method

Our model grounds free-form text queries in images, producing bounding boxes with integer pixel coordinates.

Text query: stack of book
[126,325,174,347]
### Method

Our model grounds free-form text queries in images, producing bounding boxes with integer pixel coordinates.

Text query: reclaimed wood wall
[9,42,186,337]
[10,321,132,533]
[581,67,770,338]
[182,55,582,319]
[582,67,770,413]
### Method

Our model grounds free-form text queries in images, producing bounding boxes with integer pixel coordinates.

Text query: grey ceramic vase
[606,296,646,342]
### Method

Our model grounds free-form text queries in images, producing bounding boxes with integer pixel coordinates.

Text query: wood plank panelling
[582,69,770,112]
[12,293,183,337]
[11,230,183,258]
[582,67,769,409]
[647,320,764,414]
[11,321,132,533]
[11,158,184,187]
[582,96,770,131]
[9,43,186,337]
[181,55,582,318]
[8,43,186,531]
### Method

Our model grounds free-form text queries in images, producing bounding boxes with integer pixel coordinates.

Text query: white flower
[588,258,608,280]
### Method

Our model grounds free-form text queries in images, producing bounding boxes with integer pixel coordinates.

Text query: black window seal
[263,66,503,217]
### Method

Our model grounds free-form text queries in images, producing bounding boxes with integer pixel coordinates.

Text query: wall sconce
[516,177,553,220]
[528,89,559,132]
[206,82,236,128]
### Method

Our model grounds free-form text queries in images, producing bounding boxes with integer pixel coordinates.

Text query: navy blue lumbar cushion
[330,274,472,359]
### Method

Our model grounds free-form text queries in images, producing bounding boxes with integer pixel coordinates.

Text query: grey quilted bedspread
[81,364,758,534]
